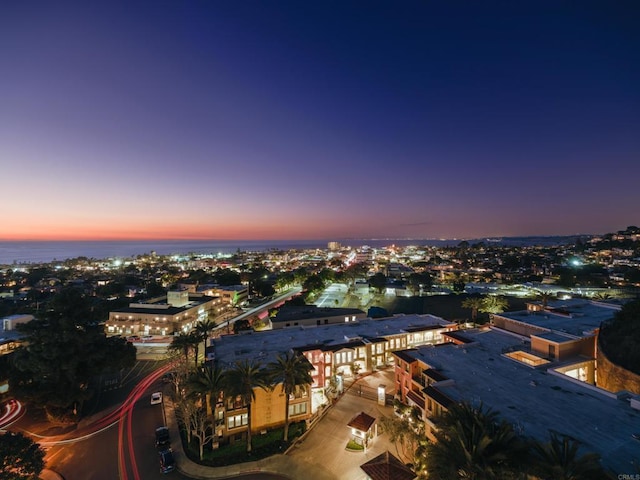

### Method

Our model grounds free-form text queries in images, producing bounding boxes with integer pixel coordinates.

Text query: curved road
[5,365,288,480]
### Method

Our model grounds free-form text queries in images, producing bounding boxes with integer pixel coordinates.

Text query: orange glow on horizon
[0,220,369,242]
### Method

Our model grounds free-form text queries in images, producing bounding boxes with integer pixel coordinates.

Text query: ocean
[0,236,582,266]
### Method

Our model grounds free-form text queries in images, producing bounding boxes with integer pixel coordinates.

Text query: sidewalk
[167,369,399,480]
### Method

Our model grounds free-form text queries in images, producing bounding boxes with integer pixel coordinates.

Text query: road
[313,283,348,308]
[213,287,303,334]
[37,362,191,480]
[4,361,288,480]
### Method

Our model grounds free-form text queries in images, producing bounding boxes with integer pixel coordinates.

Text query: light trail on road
[10,363,175,480]
[118,362,174,480]
[0,400,25,431]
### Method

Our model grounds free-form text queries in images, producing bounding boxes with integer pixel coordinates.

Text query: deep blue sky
[1,1,638,240]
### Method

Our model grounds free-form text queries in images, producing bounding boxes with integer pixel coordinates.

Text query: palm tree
[425,402,527,480]
[480,295,509,315]
[188,364,226,416]
[266,351,313,442]
[194,319,216,367]
[462,296,484,326]
[168,332,194,365]
[225,359,270,453]
[537,291,554,308]
[531,432,606,480]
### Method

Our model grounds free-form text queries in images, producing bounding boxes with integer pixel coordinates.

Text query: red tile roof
[360,451,416,480]
[347,411,376,432]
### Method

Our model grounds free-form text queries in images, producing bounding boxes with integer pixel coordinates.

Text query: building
[105,291,218,336]
[392,328,640,473]
[0,314,33,355]
[209,314,457,444]
[360,451,416,480]
[490,299,621,385]
[327,241,341,251]
[270,305,366,329]
[197,284,249,306]
[0,314,33,395]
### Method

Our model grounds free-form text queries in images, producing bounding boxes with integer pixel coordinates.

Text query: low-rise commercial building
[197,284,248,306]
[105,291,218,336]
[270,305,366,329]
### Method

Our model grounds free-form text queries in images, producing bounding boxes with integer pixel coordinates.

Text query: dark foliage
[599,300,640,375]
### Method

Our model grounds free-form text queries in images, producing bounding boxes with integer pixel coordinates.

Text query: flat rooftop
[531,331,577,343]
[272,305,364,323]
[110,294,215,315]
[211,314,452,367]
[497,299,620,337]
[410,328,639,472]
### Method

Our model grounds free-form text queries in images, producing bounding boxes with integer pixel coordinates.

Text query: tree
[267,351,313,442]
[302,274,325,295]
[462,296,484,325]
[531,432,606,480]
[537,291,554,308]
[480,295,509,315]
[318,268,335,284]
[452,274,466,293]
[169,332,195,366]
[188,404,215,461]
[188,364,226,416]
[344,263,369,286]
[379,414,421,464]
[194,319,216,367]
[10,288,135,421]
[0,431,46,479]
[225,359,270,453]
[275,272,295,291]
[424,402,527,480]
[368,272,387,294]
[175,397,199,446]
[598,300,640,375]
[253,279,275,297]
[233,318,252,334]
[407,272,433,294]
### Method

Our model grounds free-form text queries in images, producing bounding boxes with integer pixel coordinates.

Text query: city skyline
[1,2,639,241]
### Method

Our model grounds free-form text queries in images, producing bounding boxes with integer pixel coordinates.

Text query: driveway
[287,369,403,480]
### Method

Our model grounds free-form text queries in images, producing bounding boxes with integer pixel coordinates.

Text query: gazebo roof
[347,411,376,432]
[360,451,416,480]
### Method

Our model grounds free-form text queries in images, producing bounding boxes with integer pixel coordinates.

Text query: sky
[1,1,639,241]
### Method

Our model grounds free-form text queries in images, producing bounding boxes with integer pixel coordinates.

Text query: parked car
[155,426,170,448]
[158,448,175,474]
[150,392,163,405]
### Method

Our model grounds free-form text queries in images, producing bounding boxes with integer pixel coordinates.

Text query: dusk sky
[1,1,639,241]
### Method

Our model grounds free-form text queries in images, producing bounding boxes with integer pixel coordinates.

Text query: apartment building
[392,328,639,473]
[489,298,621,385]
[209,314,457,444]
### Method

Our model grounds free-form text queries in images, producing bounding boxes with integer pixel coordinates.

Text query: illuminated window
[227,413,248,429]
[289,402,307,416]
